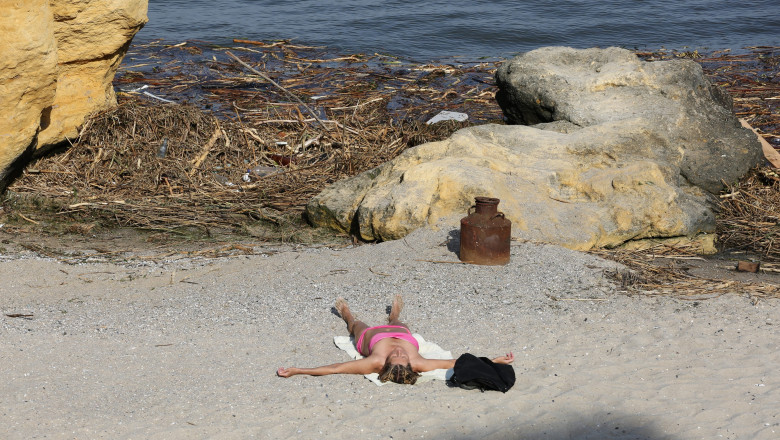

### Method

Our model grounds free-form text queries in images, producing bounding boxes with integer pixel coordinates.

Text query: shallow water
[140,0,779,59]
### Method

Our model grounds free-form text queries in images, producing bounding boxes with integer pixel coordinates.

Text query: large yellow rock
[0,0,58,183]
[0,0,147,190]
[307,124,719,249]
[39,0,148,146]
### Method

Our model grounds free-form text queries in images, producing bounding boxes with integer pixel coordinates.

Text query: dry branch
[189,123,222,176]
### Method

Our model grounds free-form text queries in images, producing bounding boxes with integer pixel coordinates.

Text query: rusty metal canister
[459,197,511,265]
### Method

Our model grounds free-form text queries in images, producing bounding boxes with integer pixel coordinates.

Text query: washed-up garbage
[245,166,281,182]
[156,138,169,158]
[243,165,281,182]
[268,154,297,166]
[124,84,175,104]
[736,261,761,273]
[212,173,234,186]
[426,111,468,125]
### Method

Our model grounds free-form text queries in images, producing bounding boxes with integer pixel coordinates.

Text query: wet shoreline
[118,40,780,141]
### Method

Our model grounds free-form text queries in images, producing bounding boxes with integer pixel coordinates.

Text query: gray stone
[495,46,760,193]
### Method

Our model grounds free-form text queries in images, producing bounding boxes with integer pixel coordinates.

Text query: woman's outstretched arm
[415,352,515,373]
[277,357,378,378]
[413,358,456,372]
[492,352,514,364]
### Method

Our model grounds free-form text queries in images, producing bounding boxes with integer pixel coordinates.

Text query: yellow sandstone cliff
[0,0,148,190]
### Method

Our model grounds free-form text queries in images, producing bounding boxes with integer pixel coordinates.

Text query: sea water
[141,0,779,59]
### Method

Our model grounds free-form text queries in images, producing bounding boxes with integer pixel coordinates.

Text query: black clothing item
[447,353,516,392]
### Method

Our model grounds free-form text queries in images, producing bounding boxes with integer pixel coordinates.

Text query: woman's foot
[388,294,404,323]
[335,297,355,331]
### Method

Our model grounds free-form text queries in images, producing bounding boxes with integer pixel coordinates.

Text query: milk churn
[459,197,511,265]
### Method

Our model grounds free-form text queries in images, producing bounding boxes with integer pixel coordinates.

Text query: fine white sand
[1,228,778,439]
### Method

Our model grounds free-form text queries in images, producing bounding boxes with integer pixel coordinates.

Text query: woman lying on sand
[277,295,514,384]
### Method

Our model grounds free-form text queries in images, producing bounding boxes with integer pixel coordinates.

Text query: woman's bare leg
[387,294,409,329]
[335,297,368,338]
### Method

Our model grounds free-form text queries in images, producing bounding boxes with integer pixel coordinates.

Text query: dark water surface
[139,0,779,59]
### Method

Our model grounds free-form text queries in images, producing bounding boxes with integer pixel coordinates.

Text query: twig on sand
[415,259,468,264]
[369,267,391,276]
[5,313,34,319]
[547,295,609,302]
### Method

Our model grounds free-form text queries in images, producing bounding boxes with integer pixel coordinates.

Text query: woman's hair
[378,360,421,385]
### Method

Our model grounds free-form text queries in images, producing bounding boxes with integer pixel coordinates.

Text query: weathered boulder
[0,0,58,187]
[0,0,148,191]
[39,0,148,147]
[306,47,763,250]
[495,46,761,194]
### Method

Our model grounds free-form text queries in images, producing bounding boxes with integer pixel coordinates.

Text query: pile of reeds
[10,40,504,232]
[597,245,779,302]
[718,167,779,263]
[13,98,470,232]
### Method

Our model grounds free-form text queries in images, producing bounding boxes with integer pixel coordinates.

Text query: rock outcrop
[495,46,761,195]
[306,47,763,250]
[0,1,59,188]
[0,0,148,191]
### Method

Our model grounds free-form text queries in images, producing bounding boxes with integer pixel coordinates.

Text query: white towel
[333,334,454,386]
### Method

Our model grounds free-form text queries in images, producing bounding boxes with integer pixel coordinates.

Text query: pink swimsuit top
[356,325,420,356]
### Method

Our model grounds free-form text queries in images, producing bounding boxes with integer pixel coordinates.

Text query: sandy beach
[1,228,778,439]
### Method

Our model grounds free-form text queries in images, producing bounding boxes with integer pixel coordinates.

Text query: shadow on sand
[446,412,669,440]
[446,229,461,255]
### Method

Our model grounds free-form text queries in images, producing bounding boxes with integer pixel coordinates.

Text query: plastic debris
[157,138,168,158]
[212,173,234,186]
[124,84,175,104]
[736,261,761,273]
[426,111,468,125]
[248,166,280,178]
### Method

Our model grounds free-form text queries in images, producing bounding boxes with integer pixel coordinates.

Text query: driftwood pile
[10,40,501,231]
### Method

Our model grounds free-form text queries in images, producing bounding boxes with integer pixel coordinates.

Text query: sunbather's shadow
[448,412,666,440]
